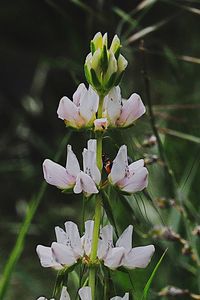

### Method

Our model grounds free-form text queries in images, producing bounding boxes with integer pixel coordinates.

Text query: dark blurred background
[0,0,200,299]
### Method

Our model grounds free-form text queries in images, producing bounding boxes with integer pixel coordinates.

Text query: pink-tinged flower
[57,83,99,129]
[103,86,146,128]
[94,117,108,131]
[108,145,148,193]
[37,286,129,300]
[43,140,99,196]
[98,224,155,270]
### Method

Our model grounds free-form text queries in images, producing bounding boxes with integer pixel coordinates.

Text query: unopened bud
[84,32,128,95]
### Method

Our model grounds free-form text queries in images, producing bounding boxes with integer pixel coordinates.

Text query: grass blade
[0,132,71,300]
[159,127,200,144]
[142,249,168,300]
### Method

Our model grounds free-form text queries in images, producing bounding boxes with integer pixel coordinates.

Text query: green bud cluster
[84,32,128,95]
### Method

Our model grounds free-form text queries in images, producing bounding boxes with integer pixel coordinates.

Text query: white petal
[82,148,101,185]
[119,168,148,193]
[72,83,87,106]
[78,287,92,300]
[37,297,48,300]
[66,145,80,178]
[87,139,97,152]
[79,86,99,124]
[104,247,124,269]
[64,221,83,257]
[105,86,121,125]
[98,225,113,259]
[73,172,99,195]
[94,118,108,131]
[128,159,144,175]
[55,226,68,244]
[60,287,71,300]
[82,220,94,256]
[116,225,133,254]
[117,93,145,127]
[109,145,128,185]
[57,96,84,128]
[122,245,155,269]
[36,245,62,269]
[43,159,75,189]
[51,242,77,266]
[111,293,129,300]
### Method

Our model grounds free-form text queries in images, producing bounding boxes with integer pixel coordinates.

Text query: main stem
[89,94,104,300]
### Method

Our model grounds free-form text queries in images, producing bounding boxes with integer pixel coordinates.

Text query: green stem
[88,94,104,299]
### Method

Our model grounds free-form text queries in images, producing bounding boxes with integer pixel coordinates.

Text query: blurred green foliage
[0,0,200,299]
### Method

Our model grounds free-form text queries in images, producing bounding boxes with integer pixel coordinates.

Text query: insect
[102,154,113,175]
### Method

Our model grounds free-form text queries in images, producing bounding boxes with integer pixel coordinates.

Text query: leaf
[142,249,168,300]
[0,133,72,300]
[127,16,173,44]
[158,127,200,144]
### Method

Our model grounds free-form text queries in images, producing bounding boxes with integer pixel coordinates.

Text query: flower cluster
[37,286,129,300]
[57,84,145,131]
[43,141,148,196]
[36,32,155,300]
[36,220,154,270]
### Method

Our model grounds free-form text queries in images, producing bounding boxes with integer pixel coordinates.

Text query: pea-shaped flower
[103,86,146,128]
[37,286,129,300]
[108,145,148,194]
[57,83,99,129]
[43,139,100,196]
[98,224,155,270]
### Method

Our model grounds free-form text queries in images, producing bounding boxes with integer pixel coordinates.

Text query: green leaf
[90,68,101,88]
[141,249,168,300]
[101,45,109,72]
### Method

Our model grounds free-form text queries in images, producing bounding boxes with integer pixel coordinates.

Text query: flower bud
[84,32,128,95]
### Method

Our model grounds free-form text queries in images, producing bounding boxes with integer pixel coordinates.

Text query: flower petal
[64,221,83,257]
[104,86,121,125]
[51,242,77,266]
[110,293,129,300]
[36,245,62,269]
[72,83,87,106]
[117,93,146,127]
[119,167,148,193]
[73,172,99,195]
[94,118,108,131]
[43,159,75,189]
[79,86,99,124]
[98,224,113,260]
[116,225,133,254]
[82,220,94,256]
[60,287,71,300]
[66,145,80,178]
[104,247,124,269]
[82,146,101,185]
[108,145,128,185]
[128,159,144,175]
[57,96,84,128]
[122,245,155,269]
[78,287,92,300]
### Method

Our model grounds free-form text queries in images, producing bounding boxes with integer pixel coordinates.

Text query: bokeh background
[0,0,200,299]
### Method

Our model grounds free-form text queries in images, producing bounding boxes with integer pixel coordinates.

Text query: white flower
[36,221,83,270]
[37,286,129,300]
[98,224,155,270]
[57,83,99,129]
[103,86,146,128]
[43,139,99,196]
[108,145,148,194]
[94,118,108,131]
